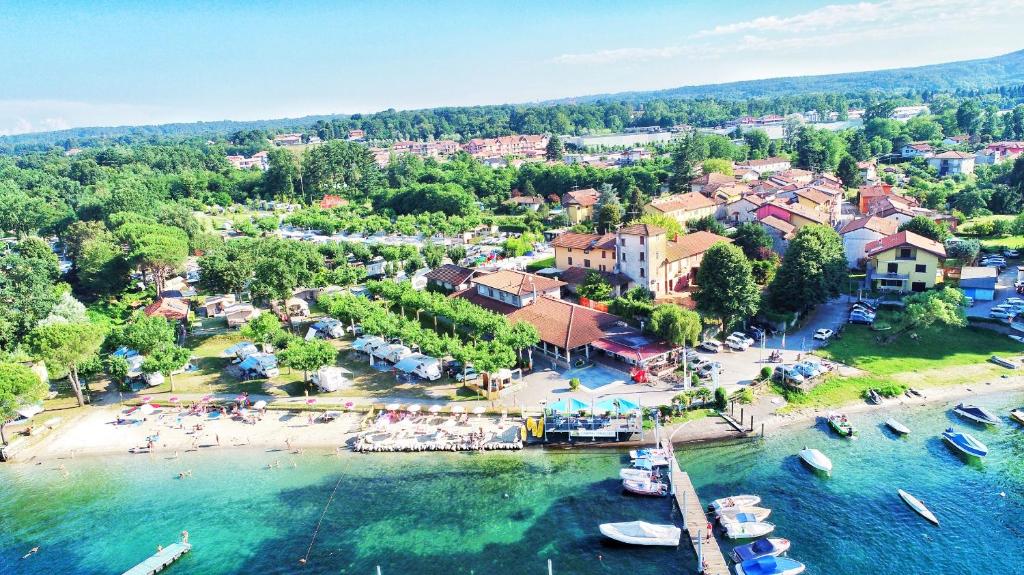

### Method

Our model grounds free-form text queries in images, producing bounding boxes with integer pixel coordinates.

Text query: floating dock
[122,542,191,575]
[662,440,729,575]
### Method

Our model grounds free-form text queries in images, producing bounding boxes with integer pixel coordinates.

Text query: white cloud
[0,99,180,136]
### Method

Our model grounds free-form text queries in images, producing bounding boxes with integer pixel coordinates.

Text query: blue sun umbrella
[595,397,640,413]
[548,397,589,413]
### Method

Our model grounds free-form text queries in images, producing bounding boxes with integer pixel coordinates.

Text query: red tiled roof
[794,188,832,206]
[759,215,796,237]
[562,188,599,207]
[619,223,664,236]
[864,231,947,258]
[767,200,826,224]
[424,264,476,286]
[509,195,544,204]
[737,156,790,168]
[646,192,716,213]
[690,172,734,187]
[507,296,622,350]
[144,298,189,320]
[449,288,518,315]
[551,232,616,251]
[471,269,565,296]
[665,231,731,262]
[839,216,899,236]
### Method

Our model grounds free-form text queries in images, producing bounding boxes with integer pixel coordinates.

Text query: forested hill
[561,49,1024,103]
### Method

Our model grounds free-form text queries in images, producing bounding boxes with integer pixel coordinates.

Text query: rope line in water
[302,473,345,565]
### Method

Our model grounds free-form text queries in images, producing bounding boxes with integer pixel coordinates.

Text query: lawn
[526,256,555,272]
[980,236,1024,249]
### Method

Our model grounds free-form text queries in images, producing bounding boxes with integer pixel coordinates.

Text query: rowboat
[942,428,989,458]
[1011,408,1024,426]
[709,494,762,512]
[798,447,833,476]
[885,418,910,435]
[723,521,775,540]
[718,508,773,525]
[619,468,655,481]
[826,413,857,437]
[898,489,939,525]
[717,506,772,523]
[734,556,806,575]
[954,404,1002,426]
[730,538,791,563]
[598,521,681,546]
[622,478,668,497]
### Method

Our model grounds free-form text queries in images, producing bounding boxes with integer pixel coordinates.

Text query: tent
[594,397,641,413]
[239,353,279,378]
[547,397,589,413]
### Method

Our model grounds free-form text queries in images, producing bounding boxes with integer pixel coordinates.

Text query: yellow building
[643,192,716,228]
[561,188,600,225]
[551,232,618,273]
[865,231,947,292]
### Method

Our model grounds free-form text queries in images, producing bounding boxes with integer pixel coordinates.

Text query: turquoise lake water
[2,393,1024,575]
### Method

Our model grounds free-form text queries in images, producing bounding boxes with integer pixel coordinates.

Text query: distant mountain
[556,49,1024,103]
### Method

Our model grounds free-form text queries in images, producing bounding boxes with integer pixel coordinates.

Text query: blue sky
[1,0,1022,134]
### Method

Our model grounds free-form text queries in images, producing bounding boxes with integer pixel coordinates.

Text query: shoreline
[9,378,1024,464]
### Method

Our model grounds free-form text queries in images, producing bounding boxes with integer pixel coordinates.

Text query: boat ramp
[661,439,729,575]
[122,542,191,575]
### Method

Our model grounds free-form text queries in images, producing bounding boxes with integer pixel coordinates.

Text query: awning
[591,338,675,362]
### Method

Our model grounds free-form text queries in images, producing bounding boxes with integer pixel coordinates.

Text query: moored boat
[629,447,668,460]
[730,538,791,563]
[826,413,857,437]
[598,521,681,546]
[632,454,671,467]
[898,489,939,525]
[954,403,1002,426]
[942,427,989,458]
[734,556,806,575]
[1011,408,1024,426]
[619,468,655,481]
[717,506,772,523]
[798,447,832,475]
[709,494,762,512]
[885,418,910,435]
[724,521,775,540]
[622,478,668,496]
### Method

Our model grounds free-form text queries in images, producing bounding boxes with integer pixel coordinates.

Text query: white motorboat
[709,495,761,512]
[798,447,833,475]
[953,403,1002,426]
[632,454,671,467]
[724,521,775,540]
[734,556,806,575]
[629,447,669,460]
[619,468,655,481]
[598,521,681,546]
[898,489,939,525]
[885,418,910,435]
[717,506,772,523]
[1011,408,1024,426]
[622,478,668,497]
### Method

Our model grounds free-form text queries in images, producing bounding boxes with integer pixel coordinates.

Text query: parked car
[445,360,465,378]
[746,326,765,341]
[813,328,834,341]
[773,366,805,384]
[794,361,824,378]
[697,362,723,377]
[1007,297,1024,306]
[454,368,480,382]
[683,349,700,363]
[725,335,750,351]
[699,340,722,353]
[989,309,1013,319]
[1004,249,1020,258]
[728,332,755,347]
[850,303,876,316]
[849,312,874,325]
[849,300,877,313]
[963,296,975,307]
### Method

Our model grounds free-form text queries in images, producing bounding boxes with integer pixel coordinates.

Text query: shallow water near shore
[2,393,1024,575]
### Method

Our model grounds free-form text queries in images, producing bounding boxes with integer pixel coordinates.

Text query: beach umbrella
[252,400,267,410]
[344,401,354,409]
[141,396,152,402]
[451,405,465,414]
[139,403,156,415]
[472,406,485,415]
[385,403,401,411]
[407,404,421,413]
[429,405,441,414]
[169,396,179,403]
[306,398,317,405]
[208,411,222,419]
[201,394,213,402]
[235,395,246,403]
[548,398,588,414]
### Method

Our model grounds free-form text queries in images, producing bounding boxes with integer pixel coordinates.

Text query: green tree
[649,305,701,347]
[28,322,105,407]
[692,244,760,329]
[0,253,61,351]
[702,158,734,176]
[577,271,613,301]
[262,147,297,198]
[116,314,176,354]
[635,213,684,238]
[946,239,980,263]
[898,216,950,242]
[301,140,385,201]
[731,223,774,260]
[836,154,862,188]
[956,100,984,136]
[241,313,285,347]
[117,222,189,294]
[0,363,48,445]
[500,321,540,368]
[688,214,726,235]
[142,342,191,392]
[767,225,847,313]
[545,135,565,161]
[668,135,708,194]
[278,338,336,383]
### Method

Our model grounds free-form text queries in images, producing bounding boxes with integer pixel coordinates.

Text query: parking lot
[966,261,1020,320]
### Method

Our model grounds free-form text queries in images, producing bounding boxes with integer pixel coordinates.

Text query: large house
[643,192,716,228]
[226,151,269,170]
[864,231,947,292]
[839,216,899,269]
[927,151,975,177]
[977,141,1024,165]
[463,135,549,158]
[900,142,934,159]
[561,188,600,224]
[690,172,735,196]
[454,269,565,313]
[552,232,617,273]
[736,156,791,175]
[423,264,477,293]
[755,200,827,232]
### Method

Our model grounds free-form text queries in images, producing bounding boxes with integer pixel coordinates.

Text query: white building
[839,216,900,269]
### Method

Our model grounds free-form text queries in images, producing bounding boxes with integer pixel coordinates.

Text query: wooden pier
[662,440,730,575]
[122,542,191,575]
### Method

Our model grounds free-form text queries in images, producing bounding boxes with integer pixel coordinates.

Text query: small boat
[724,521,775,540]
[622,478,668,497]
[619,468,655,481]
[798,447,833,475]
[904,389,914,399]
[908,388,923,397]
[734,556,806,575]
[629,447,668,460]
[954,404,1002,426]
[731,538,791,563]
[718,509,772,525]
[630,458,655,471]
[633,454,671,467]
[868,389,882,404]
[1011,409,1024,426]
[826,413,857,437]
[717,506,772,522]
[898,489,939,525]
[885,418,910,435]
[599,521,680,546]
[942,428,989,458]
[709,494,762,512]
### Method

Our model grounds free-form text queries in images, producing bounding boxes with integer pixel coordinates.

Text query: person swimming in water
[22,547,39,559]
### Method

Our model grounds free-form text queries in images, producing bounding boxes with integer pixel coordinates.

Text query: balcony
[869,270,909,281]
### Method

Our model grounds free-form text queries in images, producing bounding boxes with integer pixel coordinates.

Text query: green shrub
[876,382,907,397]
[714,387,728,410]
[759,366,773,380]
[569,378,580,391]
[735,388,754,404]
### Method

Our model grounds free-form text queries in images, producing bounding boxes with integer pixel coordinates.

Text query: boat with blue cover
[942,427,989,458]
[734,556,806,575]
[953,404,1001,426]
[730,538,791,563]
